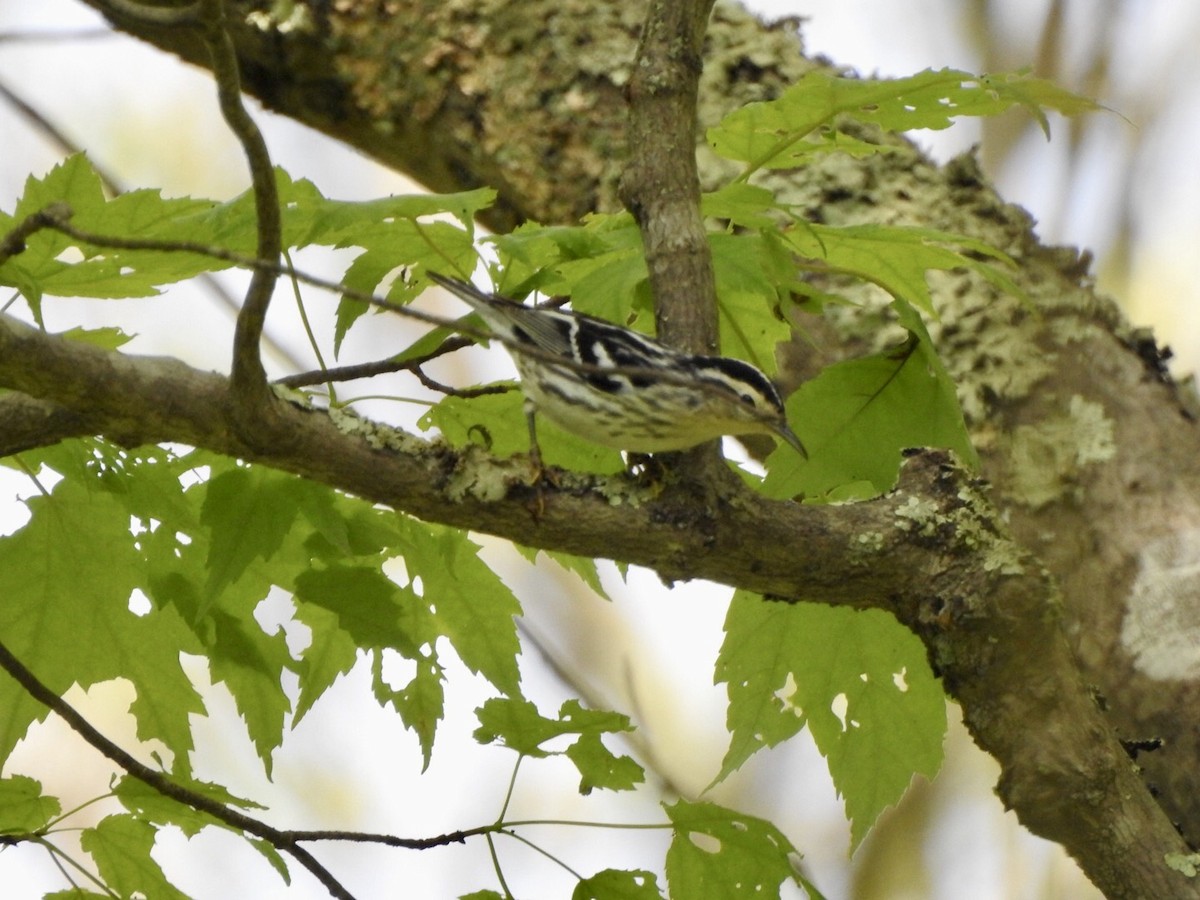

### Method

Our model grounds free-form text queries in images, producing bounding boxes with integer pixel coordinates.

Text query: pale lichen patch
[1121,528,1200,681]
[328,406,426,454]
[1009,394,1115,508]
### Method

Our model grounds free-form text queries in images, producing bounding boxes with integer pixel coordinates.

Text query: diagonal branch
[0,637,357,900]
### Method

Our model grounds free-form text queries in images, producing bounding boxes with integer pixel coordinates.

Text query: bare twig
[409,367,512,399]
[282,826,492,849]
[277,336,473,388]
[0,203,72,264]
[0,29,115,43]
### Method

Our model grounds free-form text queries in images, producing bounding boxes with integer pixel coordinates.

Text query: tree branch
[0,302,1193,896]
[0,637,357,900]
[197,0,282,426]
[621,0,719,355]
[621,0,729,482]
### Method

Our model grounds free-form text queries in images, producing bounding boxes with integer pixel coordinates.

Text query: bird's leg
[524,398,543,474]
[523,400,553,518]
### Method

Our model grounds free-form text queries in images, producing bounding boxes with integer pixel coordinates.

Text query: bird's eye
[740,393,755,405]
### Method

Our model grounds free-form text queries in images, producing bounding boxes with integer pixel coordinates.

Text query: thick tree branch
[0,307,1194,897]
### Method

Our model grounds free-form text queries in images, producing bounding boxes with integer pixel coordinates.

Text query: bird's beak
[776,423,808,459]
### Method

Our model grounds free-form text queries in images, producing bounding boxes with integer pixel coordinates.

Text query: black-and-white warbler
[429,273,807,461]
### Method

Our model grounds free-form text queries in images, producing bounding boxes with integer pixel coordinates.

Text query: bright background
[2,1,1196,897]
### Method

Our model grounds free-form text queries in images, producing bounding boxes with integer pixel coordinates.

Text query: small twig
[32,834,117,897]
[0,637,357,900]
[282,826,494,849]
[0,28,115,43]
[198,0,282,412]
[280,354,514,398]
[0,203,72,264]
[277,335,473,388]
[410,367,513,399]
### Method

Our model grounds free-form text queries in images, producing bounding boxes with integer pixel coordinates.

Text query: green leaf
[199,466,302,613]
[294,565,429,656]
[474,699,643,793]
[372,651,446,770]
[296,186,494,247]
[514,546,611,601]
[0,775,60,834]
[421,388,625,474]
[81,814,192,900]
[294,564,443,763]
[393,520,523,696]
[111,775,293,886]
[248,836,292,885]
[763,327,975,499]
[57,326,135,350]
[715,592,946,849]
[460,891,506,900]
[665,799,799,900]
[0,155,221,311]
[0,450,205,770]
[290,603,360,725]
[565,731,644,794]
[710,232,795,374]
[702,183,782,230]
[787,223,1014,319]
[205,606,297,770]
[333,218,478,350]
[975,69,1107,138]
[573,868,665,899]
[708,67,1101,175]
[473,697,557,755]
[113,774,265,838]
[556,248,649,329]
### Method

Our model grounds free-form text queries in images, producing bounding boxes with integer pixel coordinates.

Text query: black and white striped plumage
[429,273,806,458]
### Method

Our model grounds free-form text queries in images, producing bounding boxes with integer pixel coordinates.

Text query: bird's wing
[430,273,574,356]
